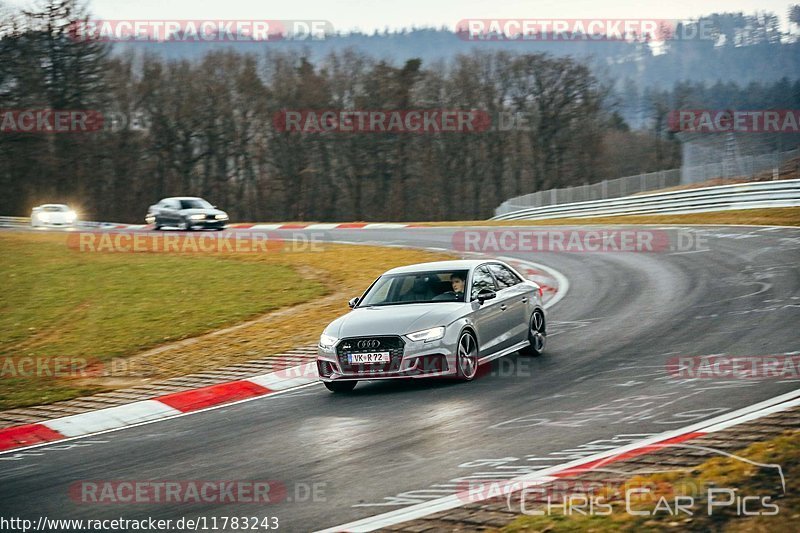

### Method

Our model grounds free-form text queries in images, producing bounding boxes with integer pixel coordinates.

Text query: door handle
[500,304,507,311]
[521,297,528,303]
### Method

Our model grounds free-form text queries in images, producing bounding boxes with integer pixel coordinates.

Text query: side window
[489,264,522,289]
[470,266,497,300]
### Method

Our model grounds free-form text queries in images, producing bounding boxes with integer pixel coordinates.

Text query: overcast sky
[4,0,798,32]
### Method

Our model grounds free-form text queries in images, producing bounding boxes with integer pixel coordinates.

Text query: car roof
[162,197,205,201]
[383,259,502,275]
[36,204,69,208]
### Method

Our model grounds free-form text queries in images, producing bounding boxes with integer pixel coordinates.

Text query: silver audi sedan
[317,259,546,392]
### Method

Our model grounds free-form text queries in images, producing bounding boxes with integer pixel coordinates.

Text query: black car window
[470,266,497,300]
[179,199,210,209]
[489,264,522,289]
[358,270,468,306]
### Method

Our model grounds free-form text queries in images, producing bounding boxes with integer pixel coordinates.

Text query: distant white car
[30,204,78,228]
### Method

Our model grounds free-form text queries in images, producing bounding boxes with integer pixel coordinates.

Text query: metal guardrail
[0,216,116,228]
[491,179,800,221]
[0,216,31,227]
[494,148,800,216]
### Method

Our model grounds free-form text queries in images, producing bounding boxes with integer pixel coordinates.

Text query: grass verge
[0,232,452,409]
[415,207,800,228]
[501,429,799,532]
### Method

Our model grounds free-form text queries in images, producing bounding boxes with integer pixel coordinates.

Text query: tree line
[0,1,795,222]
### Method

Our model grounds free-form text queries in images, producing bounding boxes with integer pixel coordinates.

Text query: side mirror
[348,297,359,308]
[476,289,496,304]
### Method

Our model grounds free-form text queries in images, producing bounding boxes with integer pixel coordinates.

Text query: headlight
[65,211,77,223]
[190,214,205,220]
[406,326,445,343]
[319,333,338,350]
[145,214,155,223]
[215,214,228,220]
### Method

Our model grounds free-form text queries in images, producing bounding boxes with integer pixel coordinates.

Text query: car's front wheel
[178,218,190,231]
[456,330,479,381]
[324,381,357,393]
[520,309,546,356]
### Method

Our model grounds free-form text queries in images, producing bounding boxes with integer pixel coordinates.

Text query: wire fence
[494,148,800,217]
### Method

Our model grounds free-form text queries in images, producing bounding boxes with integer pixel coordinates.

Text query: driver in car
[433,272,466,301]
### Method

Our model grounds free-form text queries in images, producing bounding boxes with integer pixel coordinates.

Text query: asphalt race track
[2,225,799,531]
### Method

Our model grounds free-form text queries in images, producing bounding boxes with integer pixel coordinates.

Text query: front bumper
[317,334,458,382]
[32,221,76,228]
[188,219,227,229]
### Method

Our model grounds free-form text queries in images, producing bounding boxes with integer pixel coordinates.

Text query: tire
[456,330,479,381]
[520,309,546,356]
[178,218,190,231]
[324,381,357,393]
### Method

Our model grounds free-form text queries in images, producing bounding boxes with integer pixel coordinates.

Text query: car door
[162,200,178,225]
[469,265,505,357]
[489,263,529,346]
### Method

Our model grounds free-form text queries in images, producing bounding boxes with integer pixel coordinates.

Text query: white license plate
[348,352,390,364]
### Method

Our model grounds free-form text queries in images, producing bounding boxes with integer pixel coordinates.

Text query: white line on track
[316,387,800,533]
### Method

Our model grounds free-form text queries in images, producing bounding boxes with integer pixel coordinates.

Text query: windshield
[42,205,68,212]
[179,199,212,209]
[358,270,469,306]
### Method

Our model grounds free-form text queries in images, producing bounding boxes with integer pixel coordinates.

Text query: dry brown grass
[76,243,456,383]
[415,207,800,228]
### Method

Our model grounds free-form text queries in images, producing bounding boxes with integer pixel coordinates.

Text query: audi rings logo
[357,339,380,350]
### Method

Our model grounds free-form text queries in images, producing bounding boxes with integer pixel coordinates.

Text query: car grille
[206,214,216,220]
[336,336,405,374]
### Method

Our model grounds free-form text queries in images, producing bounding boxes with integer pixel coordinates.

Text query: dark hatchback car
[145,197,229,230]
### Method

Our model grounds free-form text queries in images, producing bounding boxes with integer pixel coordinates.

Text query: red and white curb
[0,258,565,454]
[231,223,418,230]
[97,223,418,231]
[0,363,317,453]
[316,387,800,533]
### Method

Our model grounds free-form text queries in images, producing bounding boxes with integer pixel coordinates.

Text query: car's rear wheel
[456,330,479,381]
[324,381,357,393]
[520,309,546,356]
